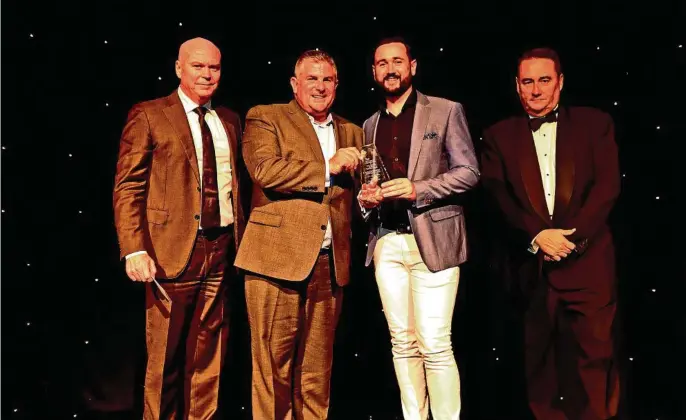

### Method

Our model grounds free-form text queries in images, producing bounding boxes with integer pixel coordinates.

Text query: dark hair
[517,47,562,75]
[374,36,413,61]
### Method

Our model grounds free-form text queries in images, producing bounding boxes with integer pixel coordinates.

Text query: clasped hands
[534,228,577,262]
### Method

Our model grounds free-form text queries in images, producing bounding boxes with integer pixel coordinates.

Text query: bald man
[114,37,246,419]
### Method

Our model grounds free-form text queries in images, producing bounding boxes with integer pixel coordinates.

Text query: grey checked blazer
[362,90,480,272]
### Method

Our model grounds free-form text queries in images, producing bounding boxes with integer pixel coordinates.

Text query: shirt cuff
[528,233,541,254]
[125,250,148,259]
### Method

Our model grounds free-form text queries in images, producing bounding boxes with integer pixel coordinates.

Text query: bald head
[178,37,221,63]
[175,38,222,105]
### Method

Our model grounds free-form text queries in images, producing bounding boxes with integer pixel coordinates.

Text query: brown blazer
[481,106,620,293]
[234,100,363,286]
[113,90,246,279]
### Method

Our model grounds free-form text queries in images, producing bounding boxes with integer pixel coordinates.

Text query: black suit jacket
[480,106,620,293]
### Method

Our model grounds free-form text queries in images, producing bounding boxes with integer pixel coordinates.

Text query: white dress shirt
[125,88,234,259]
[308,113,335,250]
[529,111,557,253]
[177,87,234,228]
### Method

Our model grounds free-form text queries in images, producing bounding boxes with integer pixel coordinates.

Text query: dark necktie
[193,107,221,229]
[529,111,558,132]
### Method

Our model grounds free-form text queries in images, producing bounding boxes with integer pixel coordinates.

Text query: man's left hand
[380,178,416,200]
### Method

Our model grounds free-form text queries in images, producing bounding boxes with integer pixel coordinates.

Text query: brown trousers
[245,251,343,420]
[143,228,234,420]
[525,277,620,420]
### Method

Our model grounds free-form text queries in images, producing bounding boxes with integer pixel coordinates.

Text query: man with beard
[358,37,480,420]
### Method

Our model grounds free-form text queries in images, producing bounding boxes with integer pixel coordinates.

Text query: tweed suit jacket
[234,100,363,286]
[113,90,246,279]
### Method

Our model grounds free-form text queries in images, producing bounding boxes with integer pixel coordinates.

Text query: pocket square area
[423,132,438,140]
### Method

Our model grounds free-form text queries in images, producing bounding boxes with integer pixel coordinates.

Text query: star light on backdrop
[4,7,684,420]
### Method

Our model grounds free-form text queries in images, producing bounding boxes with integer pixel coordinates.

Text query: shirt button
[394,158,399,162]
[321,225,326,230]
[194,215,200,220]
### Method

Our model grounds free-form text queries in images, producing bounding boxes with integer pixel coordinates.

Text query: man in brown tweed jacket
[234,49,363,419]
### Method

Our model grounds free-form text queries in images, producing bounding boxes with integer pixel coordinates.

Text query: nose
[201,67,211,79]
[314,80,325,91]
[531,83,541,96]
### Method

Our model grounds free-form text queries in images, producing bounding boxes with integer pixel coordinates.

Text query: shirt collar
[307,112,334,128]
[177,86,212,114]
[379,87,418,114]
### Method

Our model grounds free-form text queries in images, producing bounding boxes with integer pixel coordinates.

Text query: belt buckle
[397,223,411,234]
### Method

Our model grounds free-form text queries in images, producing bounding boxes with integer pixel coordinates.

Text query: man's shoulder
[214,105,241,124]
[565,106,611,123]
[126,92,177,117]
[423,93,461,108]
[334,114,363,135]
[246,103,291,119]
[362,110,380,128]
[485,114,522,136]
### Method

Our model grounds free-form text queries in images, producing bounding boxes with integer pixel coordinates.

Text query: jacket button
[197,187,201,192]
[194,215,200,220]
[321,225,326,230]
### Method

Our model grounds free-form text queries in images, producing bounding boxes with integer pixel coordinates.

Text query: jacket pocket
[428,205,462,222]
[147,208,169,225]
[249,210,282,227]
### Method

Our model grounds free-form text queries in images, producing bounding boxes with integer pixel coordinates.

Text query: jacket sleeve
[241,106,326,194]
[113,104,152,259]
[413,102,480,208]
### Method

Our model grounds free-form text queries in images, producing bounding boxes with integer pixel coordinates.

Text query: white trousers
[373,231,461,420]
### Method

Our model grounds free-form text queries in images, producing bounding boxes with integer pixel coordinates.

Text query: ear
[372,64,376,80]
[175,60,182,79]
[559,73,564,92]
[289,76,298,94]
[410,59,417,77]
[515,77,521,95]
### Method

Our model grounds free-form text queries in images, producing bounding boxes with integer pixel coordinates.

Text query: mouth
[311,94,327,100]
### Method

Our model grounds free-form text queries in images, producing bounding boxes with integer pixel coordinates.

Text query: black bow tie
[529,112,558,132]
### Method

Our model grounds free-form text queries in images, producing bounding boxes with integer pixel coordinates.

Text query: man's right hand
[358,180,383,209]
[534,228,576,261]
[329,147,362,175]
[125,253,157,282]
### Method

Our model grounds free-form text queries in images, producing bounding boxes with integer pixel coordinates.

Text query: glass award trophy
[360,143,390,185]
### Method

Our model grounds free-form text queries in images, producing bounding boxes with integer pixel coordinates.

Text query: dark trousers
[143,228,234,420]
[244,252,343,420]
[525,276,620,420]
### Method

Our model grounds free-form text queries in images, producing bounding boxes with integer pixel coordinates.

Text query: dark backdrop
[2,1,685,419]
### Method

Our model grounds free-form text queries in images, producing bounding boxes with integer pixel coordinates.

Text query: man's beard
[377,73,412,97]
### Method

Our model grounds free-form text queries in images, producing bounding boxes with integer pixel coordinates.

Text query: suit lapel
[163,92,200,185]
[552,107,575,223]
[366,112,380,146]
[288,100,325,162]
[408,92,430,179]
[516,117,552,226]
